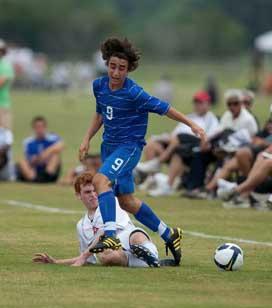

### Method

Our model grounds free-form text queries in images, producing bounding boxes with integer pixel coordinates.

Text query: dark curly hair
[101,37,141,72]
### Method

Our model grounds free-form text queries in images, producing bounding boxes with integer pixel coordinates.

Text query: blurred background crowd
[1,0,272,211]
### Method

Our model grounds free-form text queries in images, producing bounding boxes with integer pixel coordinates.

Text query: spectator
[136,91,219,195]
[241,89,260,129]
[181,89,258,198]
[216,89,258,137]
[205,118,272,194]
[0,39,14,129]
[17,116,64,183]
[218,145,272,208]
[0,126,14,181]
[59,153,101,185]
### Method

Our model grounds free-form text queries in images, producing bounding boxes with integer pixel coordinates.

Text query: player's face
[108,57,129,89]
[242,99,252,110]
[32,121,47,139]
[194,100,210,115]
[227,100,242,118]
[78,184,98,211]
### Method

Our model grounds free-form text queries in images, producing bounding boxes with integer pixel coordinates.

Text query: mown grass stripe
[1,199,272,247]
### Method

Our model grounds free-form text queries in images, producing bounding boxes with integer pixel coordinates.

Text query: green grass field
[1,62,272,307]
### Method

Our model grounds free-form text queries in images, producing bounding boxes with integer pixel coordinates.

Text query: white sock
[157,221,168,237]
[126,251,148,268]
[140,241,159,259]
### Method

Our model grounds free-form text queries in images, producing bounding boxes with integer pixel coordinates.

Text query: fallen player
[33,172,168,268]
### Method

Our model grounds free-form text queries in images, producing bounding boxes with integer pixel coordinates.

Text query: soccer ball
[214,243,243,271]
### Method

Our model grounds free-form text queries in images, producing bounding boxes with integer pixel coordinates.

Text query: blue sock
[98,190,117,237]
[134,202,171,242]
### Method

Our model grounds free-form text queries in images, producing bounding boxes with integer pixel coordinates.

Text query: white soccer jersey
[76,198,135,264]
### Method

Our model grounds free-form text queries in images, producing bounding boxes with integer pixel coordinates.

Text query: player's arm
[71,230,104,267]
[166,107,207,143]
[38,141,64,161]
[32,253,83,265]
[133,86,207,143]
[79,113,103,162]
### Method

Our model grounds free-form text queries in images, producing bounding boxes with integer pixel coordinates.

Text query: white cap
[224,89,243,103]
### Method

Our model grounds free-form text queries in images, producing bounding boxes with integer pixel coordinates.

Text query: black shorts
[17,164,61,183]
[174,133,200,165]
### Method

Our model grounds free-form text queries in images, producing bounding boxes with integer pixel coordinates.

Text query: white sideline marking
[183,231,272,247]
[1,199,83,214]
[1,199,272,247]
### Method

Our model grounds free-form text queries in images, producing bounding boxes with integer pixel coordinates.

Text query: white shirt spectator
[172,111,219,138]
[218,107,258,136]
[0,127,14,180]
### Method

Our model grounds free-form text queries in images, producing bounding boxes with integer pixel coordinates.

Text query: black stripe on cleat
[165,228,183,266]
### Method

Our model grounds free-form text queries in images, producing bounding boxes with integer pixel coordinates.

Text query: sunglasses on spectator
[227,101,240,107]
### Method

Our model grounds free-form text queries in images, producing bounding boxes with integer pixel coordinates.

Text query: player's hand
[32,253,56,264]
[191,124,207,143]
[79,138,90,162]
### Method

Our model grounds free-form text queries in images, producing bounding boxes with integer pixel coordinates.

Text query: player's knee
[92,173,110,191]
[130,232,149,245]
[236,147,251,160]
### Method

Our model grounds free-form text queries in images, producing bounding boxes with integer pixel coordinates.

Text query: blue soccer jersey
[23,133,61,172]
[93,76,170,145]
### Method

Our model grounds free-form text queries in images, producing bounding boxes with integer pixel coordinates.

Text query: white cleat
[217,179,237,201]
[148,183,174,197]
[138,175,156,191]
[136,158,161,174]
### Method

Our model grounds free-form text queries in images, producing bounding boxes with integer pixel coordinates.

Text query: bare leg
[168,154,185,187]
[236,155,272,195]
[158,136,179,163]
[130,232,149,245]
[206,157,238,191]
[18,159,36,181]
[236,147,254,176]
[45,154,61,174]
[144,140,165,161]
[118,194,142,215]
[98,250,128,266]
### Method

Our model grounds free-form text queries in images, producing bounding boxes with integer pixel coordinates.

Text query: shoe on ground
[249,193,269,211]
[217,179,237,201]
[130,244,160,268]
[160,258,177,267]
[267,194,272,210]
[138,175,156,191]
[217,178,238,190]
[165,228,183,266]
[222,193,250,209]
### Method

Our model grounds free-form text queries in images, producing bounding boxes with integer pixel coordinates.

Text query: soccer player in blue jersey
[79,38,206,265]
